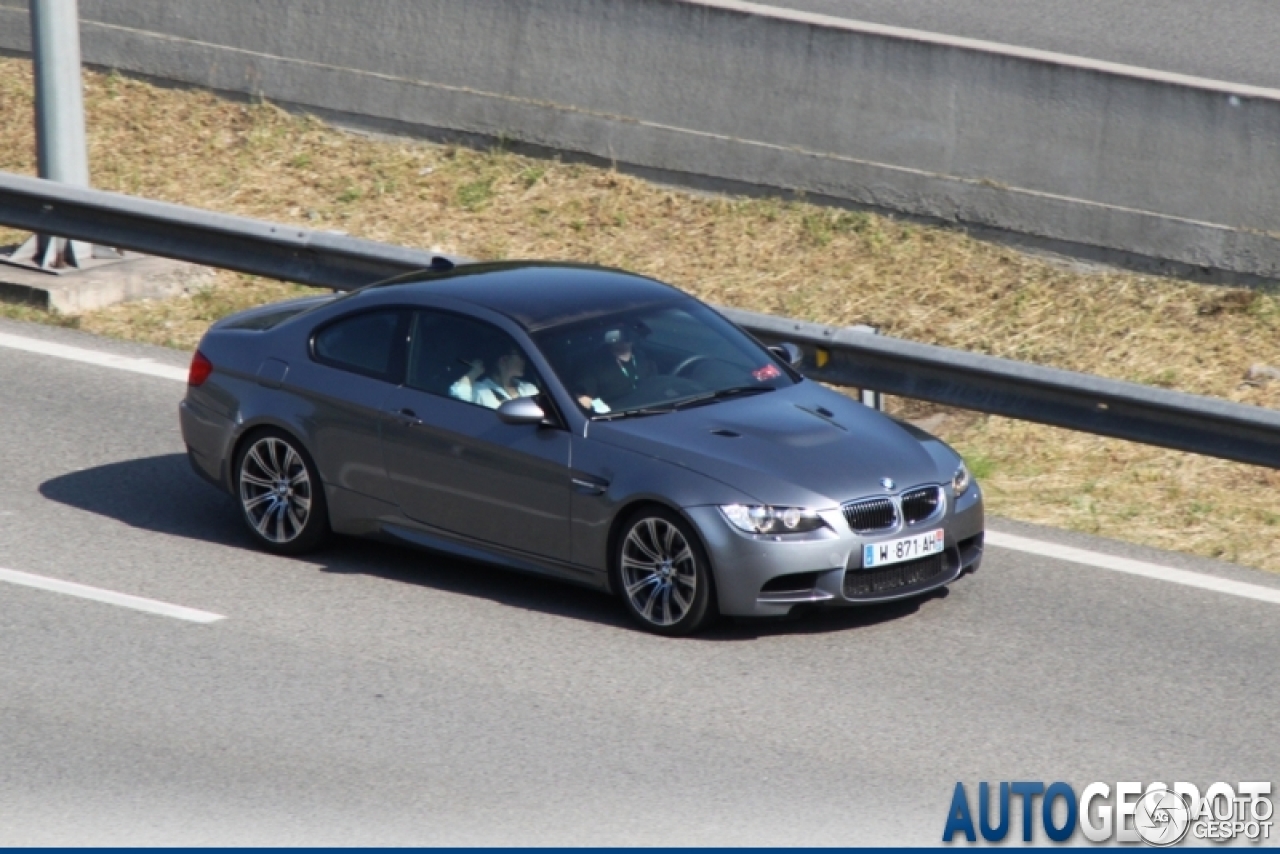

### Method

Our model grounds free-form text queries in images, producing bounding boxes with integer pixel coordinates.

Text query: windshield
[532,300,797,417]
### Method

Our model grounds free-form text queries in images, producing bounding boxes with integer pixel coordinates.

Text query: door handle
[392,407,422,426]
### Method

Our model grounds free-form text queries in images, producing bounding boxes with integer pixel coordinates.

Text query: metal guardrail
[0,172,459,288]
[3,171,1279,469]
[721,307,1280,469]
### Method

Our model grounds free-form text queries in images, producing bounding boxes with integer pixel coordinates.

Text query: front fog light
[721,504,827,534]
[952,462,972,497]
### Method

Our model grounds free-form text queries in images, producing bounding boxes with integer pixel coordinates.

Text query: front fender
[569,438,757,573]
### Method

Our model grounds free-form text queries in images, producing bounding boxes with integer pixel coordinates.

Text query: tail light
[188,350,213,386]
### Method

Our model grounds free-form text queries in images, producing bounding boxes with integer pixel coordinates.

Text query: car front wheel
[234,429,329,555]
[613,508,716,636]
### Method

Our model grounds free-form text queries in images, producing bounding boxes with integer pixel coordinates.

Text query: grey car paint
[180,263,983,627]
[381,387,574,561]
[587,392,942,510]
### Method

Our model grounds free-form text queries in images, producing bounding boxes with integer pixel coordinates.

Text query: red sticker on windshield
[752,363,781,381]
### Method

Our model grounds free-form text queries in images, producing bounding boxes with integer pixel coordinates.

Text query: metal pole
[31,0,90,188]
[5,0,102,270]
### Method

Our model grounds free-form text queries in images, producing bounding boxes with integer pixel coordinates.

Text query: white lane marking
[987,530,1280,605]
[0,566,226,623]
[0,331,188,382]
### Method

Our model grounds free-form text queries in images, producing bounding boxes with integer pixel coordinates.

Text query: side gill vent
[710,429,741,437]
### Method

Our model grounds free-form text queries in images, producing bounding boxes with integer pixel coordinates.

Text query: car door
[381,309,573,562]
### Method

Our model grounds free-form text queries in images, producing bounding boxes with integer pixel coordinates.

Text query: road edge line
[986,530,1280,605]
[0,331,188,382]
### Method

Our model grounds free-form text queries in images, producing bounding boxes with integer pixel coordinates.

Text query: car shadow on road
[38,453,633,629]
[40,453,947,639]
[39,452,247,546]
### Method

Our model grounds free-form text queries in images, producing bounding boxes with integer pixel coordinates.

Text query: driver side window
[405,311,541,411]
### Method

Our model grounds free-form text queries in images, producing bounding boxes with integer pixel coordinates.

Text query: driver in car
[576,327,655,412]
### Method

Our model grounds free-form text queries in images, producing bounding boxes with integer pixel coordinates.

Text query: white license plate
[861,529,945,568]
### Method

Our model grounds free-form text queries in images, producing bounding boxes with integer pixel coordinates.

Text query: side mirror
[769,341,804,369]
[496,396,547,425]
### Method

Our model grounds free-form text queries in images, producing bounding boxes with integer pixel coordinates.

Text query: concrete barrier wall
[2,0,1279,278]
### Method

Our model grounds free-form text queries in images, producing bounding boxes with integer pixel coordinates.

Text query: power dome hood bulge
[589,384,946,508]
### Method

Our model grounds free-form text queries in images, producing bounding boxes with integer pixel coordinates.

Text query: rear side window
[312,310,406,380]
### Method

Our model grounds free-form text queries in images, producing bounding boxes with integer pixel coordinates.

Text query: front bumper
[685,485,984,617]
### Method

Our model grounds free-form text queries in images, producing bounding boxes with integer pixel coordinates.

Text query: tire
[233,428,329,555]
[612,507,717,636]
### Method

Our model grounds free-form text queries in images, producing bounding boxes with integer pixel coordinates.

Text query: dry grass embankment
[2,59,1279,571]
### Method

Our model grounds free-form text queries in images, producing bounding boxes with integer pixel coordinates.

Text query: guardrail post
[851,325,884,411]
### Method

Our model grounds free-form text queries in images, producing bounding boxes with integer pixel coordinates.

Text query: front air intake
[844,553,948,598]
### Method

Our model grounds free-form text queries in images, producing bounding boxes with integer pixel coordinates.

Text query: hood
[588,383,949,508]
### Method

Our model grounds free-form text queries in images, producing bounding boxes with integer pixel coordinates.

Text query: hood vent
[796,404,847,430]
[709,428,741,438]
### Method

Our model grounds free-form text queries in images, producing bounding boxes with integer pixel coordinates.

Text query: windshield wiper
[591,406,676,421]
[669,385,776,411]
[593,386,776,420]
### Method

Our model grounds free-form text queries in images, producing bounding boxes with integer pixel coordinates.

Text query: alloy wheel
[619,516,699,627]
[238,435,314,545]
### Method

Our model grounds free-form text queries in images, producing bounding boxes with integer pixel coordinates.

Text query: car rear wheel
[234,429,329,555]
[613,508,716,636]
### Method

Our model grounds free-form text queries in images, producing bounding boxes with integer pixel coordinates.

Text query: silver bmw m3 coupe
[180,262,983,635]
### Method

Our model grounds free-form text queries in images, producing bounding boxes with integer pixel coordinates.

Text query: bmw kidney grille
[843,484,943,533]
[841,496,899,533]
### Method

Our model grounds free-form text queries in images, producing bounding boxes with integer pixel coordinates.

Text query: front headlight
[720,504,828,534]
[952,462,972,497]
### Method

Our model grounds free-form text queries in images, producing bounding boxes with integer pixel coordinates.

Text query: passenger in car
[450,348,539,409]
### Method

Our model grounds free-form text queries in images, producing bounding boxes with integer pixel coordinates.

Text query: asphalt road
[757,0,1280,90]
[1,317,1277,844]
